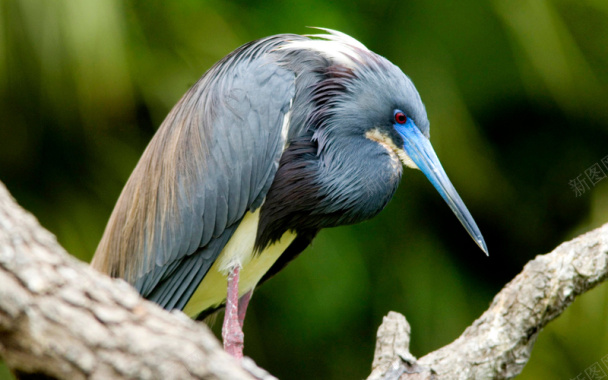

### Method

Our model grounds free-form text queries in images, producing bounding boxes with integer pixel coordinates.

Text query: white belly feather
[182,209,296,317]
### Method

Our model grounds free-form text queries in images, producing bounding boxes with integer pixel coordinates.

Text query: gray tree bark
[0,182,272,380]
[0,180,606,379]
[368,224,608,379]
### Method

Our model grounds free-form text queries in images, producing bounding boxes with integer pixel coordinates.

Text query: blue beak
[395,118,488,255]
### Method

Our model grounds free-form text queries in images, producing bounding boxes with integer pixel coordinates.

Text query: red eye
[394,112,407,124]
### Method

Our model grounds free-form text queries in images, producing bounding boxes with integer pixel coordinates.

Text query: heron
[91,29,487,359]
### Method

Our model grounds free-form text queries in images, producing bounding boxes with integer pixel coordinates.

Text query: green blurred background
[1,0,608,379]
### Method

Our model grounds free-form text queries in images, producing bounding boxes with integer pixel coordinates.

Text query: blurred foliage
[1,0,608,379]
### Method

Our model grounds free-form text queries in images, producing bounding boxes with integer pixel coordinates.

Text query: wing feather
[92,35,300,311]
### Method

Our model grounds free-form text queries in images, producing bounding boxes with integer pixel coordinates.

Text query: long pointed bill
[395,119,488,255]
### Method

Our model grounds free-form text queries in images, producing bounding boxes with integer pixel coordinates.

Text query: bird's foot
[222,315,244,360]
[222,265,244,360]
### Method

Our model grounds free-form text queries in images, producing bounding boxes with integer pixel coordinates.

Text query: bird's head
[285,29,488,254]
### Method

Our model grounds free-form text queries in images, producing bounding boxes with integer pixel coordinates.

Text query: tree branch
[0,181,271,380]
[368,223,608,379]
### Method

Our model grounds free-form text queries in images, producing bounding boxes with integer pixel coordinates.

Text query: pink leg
[222,266,244,360]
[238,290,253,329]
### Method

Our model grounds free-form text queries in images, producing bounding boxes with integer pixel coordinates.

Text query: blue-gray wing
[92,35,300,311]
